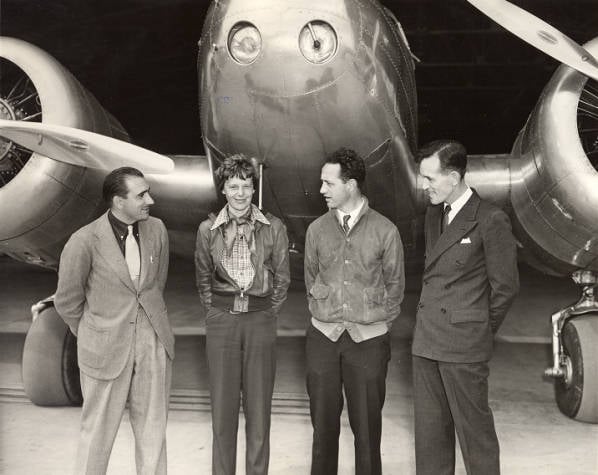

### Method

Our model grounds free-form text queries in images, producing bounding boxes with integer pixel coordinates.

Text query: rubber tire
[555,315,598,423]
[22,305,82,406]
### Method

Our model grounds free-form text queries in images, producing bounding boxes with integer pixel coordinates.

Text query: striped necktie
[342,214,350,234]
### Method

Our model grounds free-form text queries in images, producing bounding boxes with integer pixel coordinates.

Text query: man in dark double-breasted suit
[412,140,519,475]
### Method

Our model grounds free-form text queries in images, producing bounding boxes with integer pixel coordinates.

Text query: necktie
[441,204,451,234]
[125,225,141,281]
[342,214,351,234]
[224,213,255,255]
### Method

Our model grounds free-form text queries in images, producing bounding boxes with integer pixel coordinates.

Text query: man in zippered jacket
[304,147,405,475]
[195,154,290,475]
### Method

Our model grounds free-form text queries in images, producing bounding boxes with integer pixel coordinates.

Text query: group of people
[54,140,519,475]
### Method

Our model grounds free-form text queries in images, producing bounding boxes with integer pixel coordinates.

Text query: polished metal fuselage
[197,0,420,258]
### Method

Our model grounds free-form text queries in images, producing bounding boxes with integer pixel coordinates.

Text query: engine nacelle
[507,37,598,276]
[0,37,128,268]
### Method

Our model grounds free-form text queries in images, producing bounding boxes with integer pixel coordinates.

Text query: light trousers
[76,310,172,475]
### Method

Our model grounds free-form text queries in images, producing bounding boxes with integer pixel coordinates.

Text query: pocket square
[460,237,471,244]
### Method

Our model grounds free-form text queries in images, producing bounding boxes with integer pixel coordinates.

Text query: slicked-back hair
[323,147,366,190]
[102,167,144,205]
[215,154,259,192]
[417,140,467,178]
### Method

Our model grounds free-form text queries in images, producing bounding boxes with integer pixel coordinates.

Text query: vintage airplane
[1,0,598,423]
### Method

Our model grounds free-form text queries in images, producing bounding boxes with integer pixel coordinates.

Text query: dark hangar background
[1,0,597,155]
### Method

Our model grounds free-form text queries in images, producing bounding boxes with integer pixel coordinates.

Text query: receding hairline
[419,152,444,173]
[419,142,467,177]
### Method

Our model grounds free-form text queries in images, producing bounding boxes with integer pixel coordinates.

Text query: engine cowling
[0,37,128,268]
[507,37,598,276]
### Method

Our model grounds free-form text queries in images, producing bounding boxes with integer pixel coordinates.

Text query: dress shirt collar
[336,197,365,231]
[108,211,139,243]
[444,186,472,225]
[210,204,270,231]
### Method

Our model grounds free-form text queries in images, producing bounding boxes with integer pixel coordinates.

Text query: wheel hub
[562,354,574,387]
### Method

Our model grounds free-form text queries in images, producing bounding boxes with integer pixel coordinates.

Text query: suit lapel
[427,204,443,250]
[93,213,136,293]
[424,193,481,271]
[137,219,153,290]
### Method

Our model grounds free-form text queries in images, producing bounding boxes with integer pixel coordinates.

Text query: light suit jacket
[412,191,519,363]
[55,212,174,380]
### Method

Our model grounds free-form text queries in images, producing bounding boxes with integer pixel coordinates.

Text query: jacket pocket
[450,309,487,324]
[363,287,386,322]
[365,287,384,305]
[309,284,331,320]
[310,284,330,300]
[78,322,109,369]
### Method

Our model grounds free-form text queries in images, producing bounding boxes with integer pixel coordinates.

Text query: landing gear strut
[545,270,598,423]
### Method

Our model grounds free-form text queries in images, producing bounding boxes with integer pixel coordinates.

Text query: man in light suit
[412,140,519,475]
[55,166,174,475]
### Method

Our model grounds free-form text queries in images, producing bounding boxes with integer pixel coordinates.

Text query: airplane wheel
[555,315,598,423]
[22,305,82,406]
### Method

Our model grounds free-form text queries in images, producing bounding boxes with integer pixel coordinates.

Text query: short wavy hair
[215,154,259,191]
[416,140,467,178]
[323,147,366,190]
[102,167,144,205]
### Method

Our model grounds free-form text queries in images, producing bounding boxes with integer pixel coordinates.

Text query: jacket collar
[424,191,481,271]
[326,196,370,229]
[210,204,270,231]
[93,211,154,292]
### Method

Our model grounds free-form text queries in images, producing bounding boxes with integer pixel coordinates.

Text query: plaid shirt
[211,205,270,311]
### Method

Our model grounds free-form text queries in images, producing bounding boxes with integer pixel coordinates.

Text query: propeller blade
[0,120,174,174]
[466,0,598,81]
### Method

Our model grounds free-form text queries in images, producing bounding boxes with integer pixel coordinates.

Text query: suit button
[440,308,447,314]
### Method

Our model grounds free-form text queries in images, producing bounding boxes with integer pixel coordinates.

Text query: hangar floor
[1,255,597,474]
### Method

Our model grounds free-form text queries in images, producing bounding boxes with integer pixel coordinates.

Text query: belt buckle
[233,293,249,313]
